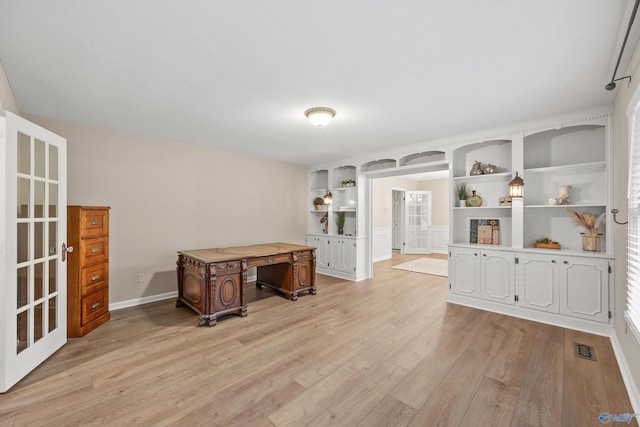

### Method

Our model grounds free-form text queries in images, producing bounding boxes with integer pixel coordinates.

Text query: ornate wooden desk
[176,242,316,326]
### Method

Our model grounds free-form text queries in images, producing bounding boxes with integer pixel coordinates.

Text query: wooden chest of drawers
[67,206,110,337]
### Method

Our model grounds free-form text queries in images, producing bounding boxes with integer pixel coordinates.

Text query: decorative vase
[581,233,601,252]
[456,199,466,207]
[338,228,344,235]
[483,164,498,174]
[315,205,322,211]
[558,185,571,205]
[466,190,483,207]
[470,161,484,176]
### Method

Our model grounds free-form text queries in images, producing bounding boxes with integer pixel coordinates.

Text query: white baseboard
[610,333,640,414]
[373,253,392,263]
[109,291,178,311]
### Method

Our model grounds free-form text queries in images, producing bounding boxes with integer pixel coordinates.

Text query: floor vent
[574,343,597,361]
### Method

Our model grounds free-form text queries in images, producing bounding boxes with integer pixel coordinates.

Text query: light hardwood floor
[0,253,636,426]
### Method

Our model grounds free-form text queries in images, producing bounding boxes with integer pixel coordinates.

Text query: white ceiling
[0,1,634,166]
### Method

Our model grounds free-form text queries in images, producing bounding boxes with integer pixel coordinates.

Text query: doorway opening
[368,165,450,277]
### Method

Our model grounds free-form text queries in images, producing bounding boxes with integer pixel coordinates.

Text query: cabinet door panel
[449,248,480,297]
[481,250,514,305]
[560,258,609,323]
[329,239,343,271]
[516,254,559,313]
[307,236,329,268]
[340,241,357,272]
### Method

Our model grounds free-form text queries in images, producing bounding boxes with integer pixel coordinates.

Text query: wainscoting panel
[373,226,392,262]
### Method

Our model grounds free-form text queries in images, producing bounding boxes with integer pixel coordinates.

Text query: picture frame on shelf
[470,219,500,245]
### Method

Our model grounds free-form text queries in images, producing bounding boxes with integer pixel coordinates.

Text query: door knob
[61,243,74,262]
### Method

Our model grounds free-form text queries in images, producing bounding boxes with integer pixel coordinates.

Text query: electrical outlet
[138,273,145,283]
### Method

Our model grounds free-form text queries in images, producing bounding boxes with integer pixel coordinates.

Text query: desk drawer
[80,237,108,266]
[81,209,109,238]
[81,262,108,296]
[81,288,108,325]
[248,254,291,267]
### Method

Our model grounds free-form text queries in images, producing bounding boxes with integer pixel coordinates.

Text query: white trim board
[610,333,640,414]
[109,291,178,311]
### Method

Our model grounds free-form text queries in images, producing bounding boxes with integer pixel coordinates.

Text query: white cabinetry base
[447,293,613,336]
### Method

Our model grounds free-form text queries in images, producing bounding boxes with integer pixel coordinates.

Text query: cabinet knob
[474,253,478,256]
[483,253,487,257]
[91,248,100,253]
[551,260,556,263]
[564,261,569,265]
[91,221,99,225]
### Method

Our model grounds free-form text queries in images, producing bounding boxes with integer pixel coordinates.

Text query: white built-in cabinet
[307,164,366,281]
[449,247,515,305]
[306,234,365,281]
[447,108,614,333]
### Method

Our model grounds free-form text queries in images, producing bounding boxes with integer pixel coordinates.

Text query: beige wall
[417,178,449,226]
[372,176,419,228]
[612,40,640,405]
[0,61,20,114]
[25,115,308,304]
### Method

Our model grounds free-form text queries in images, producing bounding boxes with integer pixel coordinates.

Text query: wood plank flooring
[0,253,636,426]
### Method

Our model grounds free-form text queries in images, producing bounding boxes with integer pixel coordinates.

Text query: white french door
[1,111,67,392]
[403,190,432,254]
[392,189,403,250]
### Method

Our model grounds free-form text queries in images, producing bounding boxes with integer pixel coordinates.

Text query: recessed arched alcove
[398,150,445,167]
[360,159,397,172]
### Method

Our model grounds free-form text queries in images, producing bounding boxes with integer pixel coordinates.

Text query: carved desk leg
[206,315,217,327]
[176,256,185,307]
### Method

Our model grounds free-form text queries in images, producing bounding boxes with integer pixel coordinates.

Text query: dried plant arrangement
[566,208,605,236]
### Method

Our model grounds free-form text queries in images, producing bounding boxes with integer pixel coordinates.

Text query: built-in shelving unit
[451,139,513,246]
[447,111,614,335]
[522,124,608,252]
[307,165,366,281]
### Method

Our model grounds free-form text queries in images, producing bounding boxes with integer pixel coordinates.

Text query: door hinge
[608,265,612,274]
[609,310,612,319]
[449,283,451,289]
[515,295,519,302]
[449,251,451,256]
[515,256,519,265]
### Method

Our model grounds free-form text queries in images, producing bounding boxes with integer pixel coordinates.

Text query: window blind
[626,104,640,342]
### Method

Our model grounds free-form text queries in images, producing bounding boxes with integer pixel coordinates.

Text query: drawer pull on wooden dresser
[92,302,101,309]
[91,275,101,281]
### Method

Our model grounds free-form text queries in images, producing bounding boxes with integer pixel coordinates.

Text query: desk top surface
[178,242,315,263]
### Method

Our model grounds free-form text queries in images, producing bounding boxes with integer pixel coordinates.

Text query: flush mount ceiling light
[305,107,336,128]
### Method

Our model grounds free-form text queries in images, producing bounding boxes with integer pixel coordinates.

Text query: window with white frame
[626,101,640,341]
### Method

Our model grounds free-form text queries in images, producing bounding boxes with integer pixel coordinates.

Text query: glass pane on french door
[16,133,61,353]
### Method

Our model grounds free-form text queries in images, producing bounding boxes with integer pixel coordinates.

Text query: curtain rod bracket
[605,76,632,91]
[612,209,628,225]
